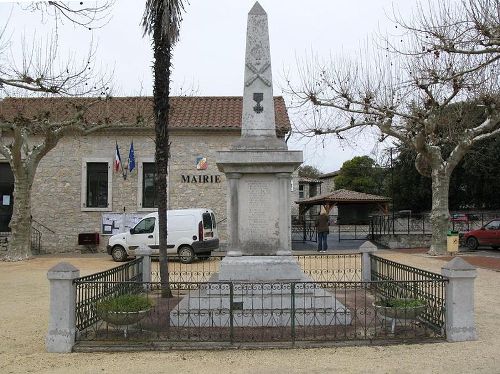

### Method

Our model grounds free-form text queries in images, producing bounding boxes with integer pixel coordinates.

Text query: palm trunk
[6,171,33,261]
[153,7,172,298]
[428,168,450,255]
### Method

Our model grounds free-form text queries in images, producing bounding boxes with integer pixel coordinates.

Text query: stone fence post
[46,262,80,353]
[359,241,377,282]
[441,257,477,342]
[136,245,154,284]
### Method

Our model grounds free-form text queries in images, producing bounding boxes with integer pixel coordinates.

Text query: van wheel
[178,246,194,264]
[112,245,128,262]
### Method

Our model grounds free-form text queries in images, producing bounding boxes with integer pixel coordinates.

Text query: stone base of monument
[170,256,352,327]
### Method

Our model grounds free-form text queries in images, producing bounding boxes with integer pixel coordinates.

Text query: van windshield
[202,212,212,230]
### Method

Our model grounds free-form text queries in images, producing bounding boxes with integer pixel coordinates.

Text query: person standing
[315,208,329,252]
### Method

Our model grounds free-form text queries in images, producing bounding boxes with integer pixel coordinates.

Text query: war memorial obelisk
[215,1,304,280]
[171,2,351,327]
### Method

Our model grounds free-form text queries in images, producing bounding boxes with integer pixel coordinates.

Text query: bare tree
[0,1,114,96]
[142,0,185,297]
[0,2,113,260]
[287,0,500,255]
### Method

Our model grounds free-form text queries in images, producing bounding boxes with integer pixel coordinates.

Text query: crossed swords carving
[245,62,271,87]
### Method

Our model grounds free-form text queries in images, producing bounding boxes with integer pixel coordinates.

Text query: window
[132,217,155,234]
[138,160,169,211]
[203,212,213,230]
[485,220,500,230]
[81,158,112,211]
[86,163,108,208]
[142,162,157,208]
[299,184,304,199]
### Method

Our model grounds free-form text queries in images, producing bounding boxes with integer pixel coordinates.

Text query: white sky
[0,0,424,173]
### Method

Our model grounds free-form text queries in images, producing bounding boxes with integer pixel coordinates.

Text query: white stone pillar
[226,173,242,256]
[46,262,80,353]
[441,257,478,342]
[359,241,377,282]
[277,172,292,255]
[136,245,154,284]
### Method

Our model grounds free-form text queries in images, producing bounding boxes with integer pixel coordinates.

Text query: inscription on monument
[246,180,273,238]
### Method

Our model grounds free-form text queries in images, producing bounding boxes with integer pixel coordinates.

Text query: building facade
[0,96,291,253]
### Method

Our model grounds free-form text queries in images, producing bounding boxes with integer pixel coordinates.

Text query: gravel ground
[0,251,499,374]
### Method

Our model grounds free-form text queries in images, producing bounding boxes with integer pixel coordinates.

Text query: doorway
[0,163,14,232]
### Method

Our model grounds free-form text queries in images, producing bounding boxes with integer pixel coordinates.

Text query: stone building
[0,96,291,253]
[318,170,339,193]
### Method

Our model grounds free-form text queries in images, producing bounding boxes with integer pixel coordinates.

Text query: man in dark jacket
[315,208,329,252]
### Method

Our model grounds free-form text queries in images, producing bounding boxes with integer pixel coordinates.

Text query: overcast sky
[1,0,428,173]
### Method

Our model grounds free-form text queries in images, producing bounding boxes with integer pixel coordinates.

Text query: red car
[463,219,500,250]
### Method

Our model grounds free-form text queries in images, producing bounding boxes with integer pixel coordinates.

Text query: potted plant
[373,298,426,333]
[96,294,153,328]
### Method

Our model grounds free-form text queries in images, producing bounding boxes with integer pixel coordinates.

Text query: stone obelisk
[171,4,351,326]
[216,2,303,280]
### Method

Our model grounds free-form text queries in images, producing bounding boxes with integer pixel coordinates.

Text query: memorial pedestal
[170,256,352,327]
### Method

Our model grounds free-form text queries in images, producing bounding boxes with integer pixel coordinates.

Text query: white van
[106,208,219,263]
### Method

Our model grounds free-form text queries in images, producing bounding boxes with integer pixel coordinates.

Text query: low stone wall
[375,233,432,249]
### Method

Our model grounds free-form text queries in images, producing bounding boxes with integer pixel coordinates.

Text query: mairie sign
[181,175,222,183]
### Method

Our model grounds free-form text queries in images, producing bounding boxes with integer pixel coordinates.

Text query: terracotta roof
[0,96,291,133]
[297,189,390,205]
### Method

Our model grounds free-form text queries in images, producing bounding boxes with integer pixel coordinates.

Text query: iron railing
[291,218,318,243]
[74,258,143,331]
[336,224,371,241]
[74,279,446,346]
[370,255,447,334]
[149,253,362,283]
[31,226,41,255]
[370,212,500,238]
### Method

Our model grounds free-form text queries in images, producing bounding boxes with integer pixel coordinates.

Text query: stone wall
[26,130,237,253]
[374,233,432,249]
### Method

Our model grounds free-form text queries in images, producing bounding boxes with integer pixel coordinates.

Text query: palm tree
[142,0,185,297]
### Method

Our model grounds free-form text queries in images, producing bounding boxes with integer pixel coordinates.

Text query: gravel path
[0,252,499,374]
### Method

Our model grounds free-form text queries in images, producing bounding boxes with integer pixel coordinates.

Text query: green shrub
[96,294,152,314]
[379,298,425,308]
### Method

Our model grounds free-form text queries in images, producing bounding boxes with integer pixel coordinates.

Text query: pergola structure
[296,189,390,219]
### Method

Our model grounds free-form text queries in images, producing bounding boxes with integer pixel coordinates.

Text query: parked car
[107,208,219,263]
[463,219,500,250]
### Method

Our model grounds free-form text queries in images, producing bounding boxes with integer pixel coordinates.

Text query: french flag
[114,142,122,172]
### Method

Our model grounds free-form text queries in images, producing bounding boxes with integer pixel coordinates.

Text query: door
[0,163,14,232]
[128,216,157,250]
[482,220,500,246]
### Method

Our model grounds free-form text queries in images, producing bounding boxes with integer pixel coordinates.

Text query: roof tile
[0,96,290,133]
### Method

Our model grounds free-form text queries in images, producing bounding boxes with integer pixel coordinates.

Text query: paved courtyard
[0,251,499,374]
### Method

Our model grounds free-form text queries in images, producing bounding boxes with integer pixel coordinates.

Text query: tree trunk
[428,168,450,255]
[153,7,172,298]
[5,171,33,261]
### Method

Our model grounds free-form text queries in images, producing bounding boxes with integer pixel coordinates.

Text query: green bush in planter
[379,298,425,308]
[373,298,426,319]
[96,294,153,326]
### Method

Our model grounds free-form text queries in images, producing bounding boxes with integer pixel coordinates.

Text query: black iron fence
[31,227,41,255]
[73,253,447,347]
[370,212,499,238]
[149,253,362,283]
[336,224,371,241]
[74,258,143,331]
[291,217,317,243]
[74,279,445,346]
[370,255,447,334]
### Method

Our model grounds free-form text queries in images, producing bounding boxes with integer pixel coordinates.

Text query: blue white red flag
[114,142,122,172]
